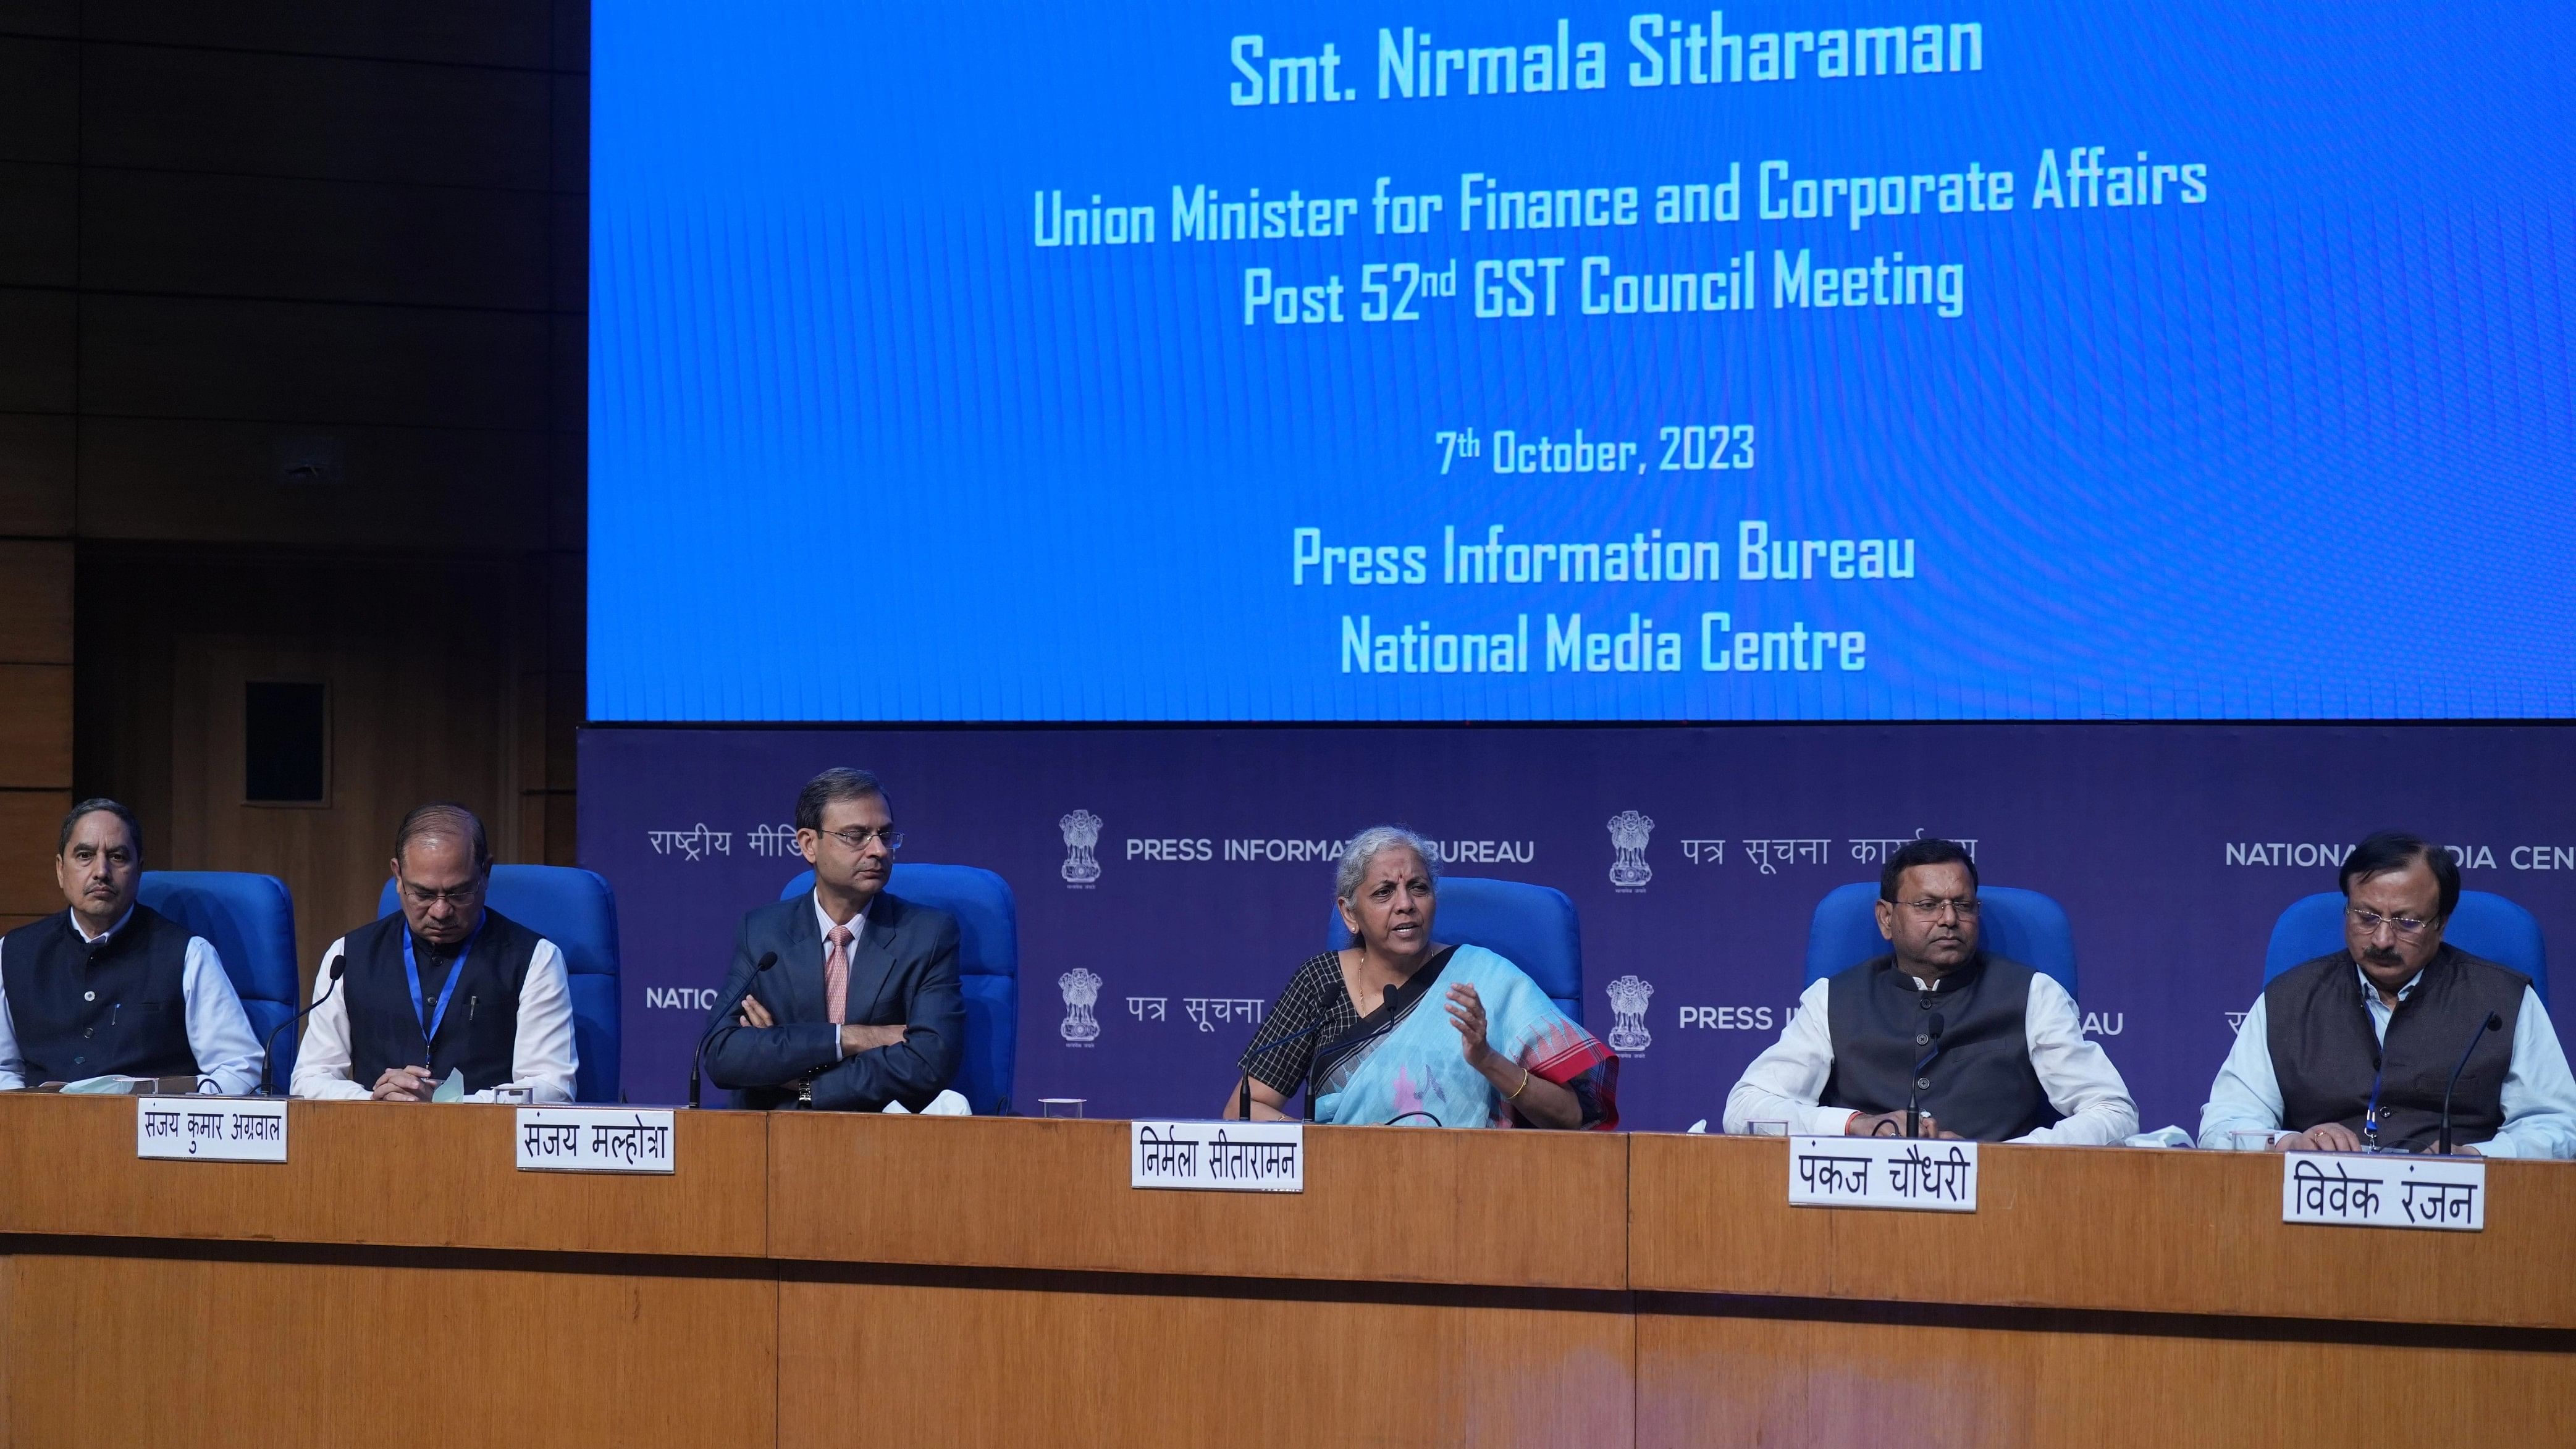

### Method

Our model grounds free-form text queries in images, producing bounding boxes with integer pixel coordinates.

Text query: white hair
[1334,825,1441,911]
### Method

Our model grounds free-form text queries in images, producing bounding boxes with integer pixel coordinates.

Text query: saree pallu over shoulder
[1311,944,1620,1130]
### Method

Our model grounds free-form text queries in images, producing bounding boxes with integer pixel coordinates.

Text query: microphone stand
[2436,1010,2504,1155]
[258,959,343,1096]
[689,952,777,1110]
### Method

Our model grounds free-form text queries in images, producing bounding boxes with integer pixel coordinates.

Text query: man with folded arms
[2200,831,2576,1156]
[0,799,263,1094]
[1726,838,2137,1142]
[291,803,576,1102]
[702,767,962,1111]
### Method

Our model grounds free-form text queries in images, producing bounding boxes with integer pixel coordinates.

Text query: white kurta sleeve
[1724,979,1856,1136]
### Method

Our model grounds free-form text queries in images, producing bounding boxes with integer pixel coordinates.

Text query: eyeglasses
[814,826,904,854]
[400,879,482,909]
[1898,897,1980,920]
[2349,908,2435,938]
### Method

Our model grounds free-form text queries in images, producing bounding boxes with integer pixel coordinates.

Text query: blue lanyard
[402,917,483,1059]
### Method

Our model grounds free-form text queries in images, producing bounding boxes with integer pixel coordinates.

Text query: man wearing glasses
[290,803,576,1102]
[2199,831,2576,1156]
[701,767,963,1111]
[1725,837,2137,1141]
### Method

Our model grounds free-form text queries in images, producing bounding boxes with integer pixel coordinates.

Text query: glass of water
[2229,1129,2275,1152]
[1037,1098,1085,1119]
[1748,1120,1791,1137]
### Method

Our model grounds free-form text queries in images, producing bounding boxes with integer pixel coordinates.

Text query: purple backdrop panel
[581,724,2576,1132]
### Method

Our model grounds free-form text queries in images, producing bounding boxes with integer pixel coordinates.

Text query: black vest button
[1915,1077,1931,1090]
[83,990,95,1002]
[74,1056,84,1065]
[1915,1033,1930,1045]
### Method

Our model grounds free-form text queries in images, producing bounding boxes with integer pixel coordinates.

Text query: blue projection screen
[592,3,2575,723]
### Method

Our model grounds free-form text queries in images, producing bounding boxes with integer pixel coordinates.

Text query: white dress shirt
[0,907,266,1094]
[1725,970,2139,1144]
[2197,965,2576,1158]
[288,923,577,1102]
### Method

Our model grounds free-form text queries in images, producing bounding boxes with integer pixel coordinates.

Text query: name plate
[516,1109,676,1174]
[1130,1120,1303,1193]
[1787,1135,1978,1211]
[137,1097,287,1162]
[2281,1152,2483,1232]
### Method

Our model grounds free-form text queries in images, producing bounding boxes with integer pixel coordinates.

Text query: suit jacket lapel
[781,900,825,1023]
[844,895,903,1023]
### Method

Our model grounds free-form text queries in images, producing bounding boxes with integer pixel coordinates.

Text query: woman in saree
[1223,825,1618,1128]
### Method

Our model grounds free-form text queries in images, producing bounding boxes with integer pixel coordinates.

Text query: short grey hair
[1334,825,1441,909]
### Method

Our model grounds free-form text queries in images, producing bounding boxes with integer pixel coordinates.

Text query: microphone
[1237,1018,1334,1122]
[1235,985,1399,1122]
[1907,1012,1946,1139]
[259,957,345,1096]
[2436,1010,2505,1156]
[689,951,778,1110]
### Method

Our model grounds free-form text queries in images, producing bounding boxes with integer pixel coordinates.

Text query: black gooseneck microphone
[259,957,344,1096]
[1237,1019,1336,1122]
[2436,1010,2506,1156]
[1235,985,1399,1122]
[1906,1012,1947,1139]
[689,951,778,1109]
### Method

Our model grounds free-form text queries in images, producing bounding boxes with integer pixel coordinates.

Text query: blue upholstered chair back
[2263,890,2548,1004]
[377,866,622,1102]
[1803,882,2080,999]
[1320,876,1585,1020]
[780,863,1021,1115]
[138,872,301,1082]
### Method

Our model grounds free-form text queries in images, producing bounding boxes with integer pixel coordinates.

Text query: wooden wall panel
[783,1278,1635,1449]
[0,38,76,165]
[0,291,73,414]
[6,1254,774,1449]
[0,666,69,788]
[78,0,555,68]
[771,1115,1631,1290]
[81,44,552,189]
[0,791,69,917]
[80,296,549,430]
[0,541,69,662]
[80,170,552,311]
[0,414,73,537]
[1636,1311,2576,1449]
[0,162,73,289]
[76,419,551,548]
[0,1096,768,1257]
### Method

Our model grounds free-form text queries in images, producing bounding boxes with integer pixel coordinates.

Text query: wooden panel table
[767,1114,1635,1447]
[6,1102,2574,1448]
[1630,1133,2576,1448]
[0,1095,775,1449]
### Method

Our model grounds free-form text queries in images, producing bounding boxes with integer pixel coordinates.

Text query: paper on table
[432,1069,466,1103]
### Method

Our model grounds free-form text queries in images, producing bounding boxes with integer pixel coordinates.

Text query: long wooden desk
[1,1101,2569,1447]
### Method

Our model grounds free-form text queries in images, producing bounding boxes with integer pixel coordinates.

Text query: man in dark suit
[703,767,963,1111]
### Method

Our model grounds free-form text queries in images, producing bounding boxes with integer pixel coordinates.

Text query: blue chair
[137,872,301,1085]
[1803,882,2080,999]
[1319,876,1584,1020]
[2263,890,2548,1004]
[780,865,1020,1115]
[377,866,621,1102]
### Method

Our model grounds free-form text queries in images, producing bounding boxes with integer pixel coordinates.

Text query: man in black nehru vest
[2200,831,2576,1156]
[0,799,263,1093]
[290,804,576,1102]
[1725,838,2137,1142]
